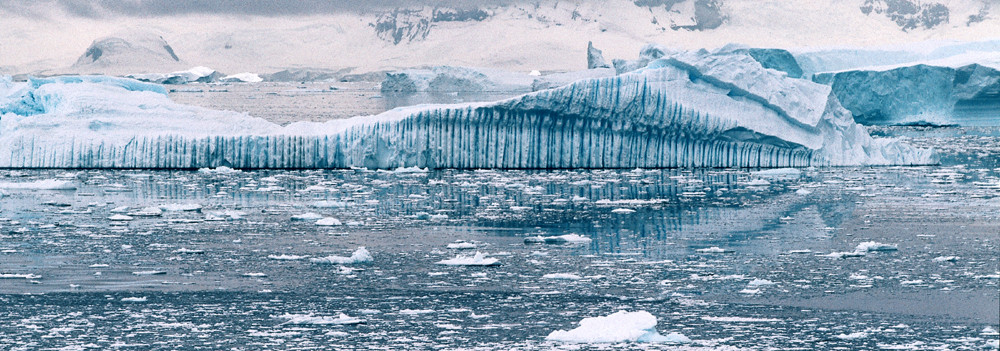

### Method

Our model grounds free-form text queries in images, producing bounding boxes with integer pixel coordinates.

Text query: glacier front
[0,52,934,169]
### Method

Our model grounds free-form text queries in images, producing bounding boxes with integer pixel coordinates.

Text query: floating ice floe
[279,313,363,325]
[309,247,372,265]
[0,273,42,279]
[0,47,935,169]
[160,203,203,212]
[198,166,241,174]
[834,331,869,340]
[268,254,309,260]
[108,214,134,221]
[436,252,500,266]
[291,212,324,221]
[543,273,582,280]
[823,241,897,258]
[446,241,477,249]
[546,310,690,344]
[524,234,592,244]
[696,246,730,253]
[0,179,76,190]
[315,217,343,226]
[121,297,147,302]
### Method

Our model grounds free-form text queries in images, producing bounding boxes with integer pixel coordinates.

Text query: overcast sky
[2,0,514,17]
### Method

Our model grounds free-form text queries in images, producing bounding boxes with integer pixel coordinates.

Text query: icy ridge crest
[0,48,934,169]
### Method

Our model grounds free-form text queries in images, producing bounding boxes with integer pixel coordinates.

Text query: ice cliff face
[0,52,934,169]
[814,63,1000,126]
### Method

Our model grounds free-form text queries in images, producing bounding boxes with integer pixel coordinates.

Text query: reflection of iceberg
[0,50,933,169]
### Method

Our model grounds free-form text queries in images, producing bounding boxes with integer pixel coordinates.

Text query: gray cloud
[3,0,520,17]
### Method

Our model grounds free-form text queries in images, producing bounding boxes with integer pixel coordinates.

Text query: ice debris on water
[446,241,477,249]
[279,313,363,325]
[309,247,372,265]
[121,297,147,302]
[0,47,935,169]
[546,310,690,344]
[291,212,324,221]
[543,273,582,280]
[0,179,77,190]
[524,234,592,244]
[315,217,343,226]
[824,241,897,258]
[436,252,500,266]
[696,246,729,253]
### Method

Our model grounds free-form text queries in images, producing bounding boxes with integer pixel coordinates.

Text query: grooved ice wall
[0,52,935,169]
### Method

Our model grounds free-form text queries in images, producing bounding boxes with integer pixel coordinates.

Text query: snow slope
[0,50,935,169]
[2,0,999,75]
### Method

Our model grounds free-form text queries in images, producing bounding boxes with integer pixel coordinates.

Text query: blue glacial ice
[0,50,935,169]
[813,62,1000,126]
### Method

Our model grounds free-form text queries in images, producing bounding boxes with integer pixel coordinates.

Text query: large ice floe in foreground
[0,48,934,169]
[546,310,690,344]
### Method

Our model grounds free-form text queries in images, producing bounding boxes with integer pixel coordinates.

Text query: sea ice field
[0,114,997,349]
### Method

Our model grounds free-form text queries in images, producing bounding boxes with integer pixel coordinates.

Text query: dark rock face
[860,0,950,31]
[84,47,103,63]
[634,0,725,31]
[163,45,180,61]
[587,42,611,69]
[432,8,490,22]
[374,8,492,45]
[374,10,432,45]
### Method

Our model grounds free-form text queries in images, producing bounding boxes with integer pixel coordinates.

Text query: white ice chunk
[524,234,592,244]
[291,212,323,221]
[543,273,582,280]
[0,179,76,190]
[315,217,343,226]
[546,310,690,344]
[309,247,372,265]
[855,241,898,252]
[279,313,363,325]
[436,252,500,266]
[121,297,147,302]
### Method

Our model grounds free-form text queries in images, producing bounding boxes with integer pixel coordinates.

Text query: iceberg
[813,62,1000,126]
[546,310,690,344]
[0,49,934,169]
[380,66,535,93]
[128,66,224,85]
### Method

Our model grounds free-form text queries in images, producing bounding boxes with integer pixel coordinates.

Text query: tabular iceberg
[0,50,934,169]
[813,62,1000,126]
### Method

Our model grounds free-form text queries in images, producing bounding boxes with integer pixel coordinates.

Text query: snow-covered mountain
[1,0,998,75]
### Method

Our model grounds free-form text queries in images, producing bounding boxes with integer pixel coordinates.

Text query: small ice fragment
[291,212,323,221]
[242,272,268,277]
[747,278,775,287]
[173,248,204,254]
[108,214,134,221]
[795,188,813,195]
[436,252,500,266]
[835,332,868,340]
[132,270,167,275]
[855,241,897,252]
[309,247,372,265]
[696,247,729,253]
[0,273,42,279]
[611,208,636,214]
[543,273,582,280]
[524,234,592,244]
[129,207,163,216]
[198,166,241,174]
[933,256,958,262]
[447,242,477,249]
[0,179,77,190]
[545,310,689,344]
[160,203,202,212]
[315,217,343,226]
[280,313,363,325]
[121,297,147,302]
[268,254,308,260]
